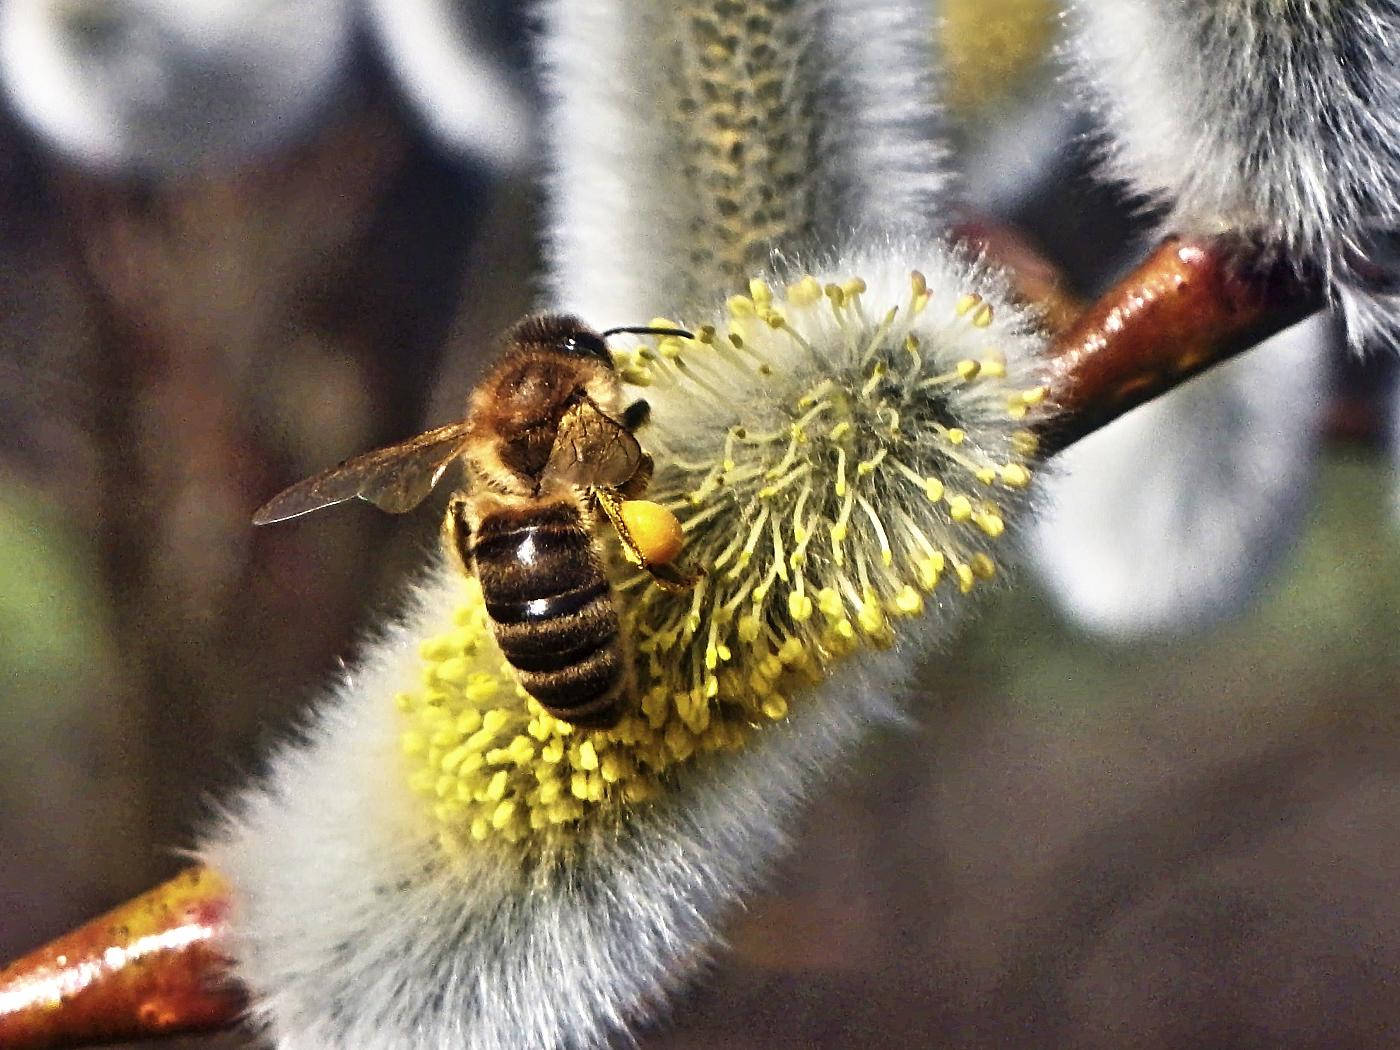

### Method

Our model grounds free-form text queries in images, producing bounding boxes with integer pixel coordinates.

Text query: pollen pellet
[620,500,686,565]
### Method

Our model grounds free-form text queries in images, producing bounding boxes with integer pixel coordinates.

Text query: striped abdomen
[470,499,627,728]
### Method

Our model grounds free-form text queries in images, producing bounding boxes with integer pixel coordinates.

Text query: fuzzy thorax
[398,250,1047,850]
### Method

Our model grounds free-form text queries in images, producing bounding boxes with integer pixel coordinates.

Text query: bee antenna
[601,325,695,341]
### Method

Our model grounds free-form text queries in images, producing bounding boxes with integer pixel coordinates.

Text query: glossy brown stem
[0,867,243,1049]
[1037,236,1326,455]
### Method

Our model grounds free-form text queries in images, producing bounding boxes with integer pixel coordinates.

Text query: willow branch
[0,868,242,1048]
[1037,237,1325,455]
[0,231,1335,1050]
[956,227,1328,457]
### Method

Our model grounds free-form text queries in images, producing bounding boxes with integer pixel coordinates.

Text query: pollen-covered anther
[397,260,1048,847]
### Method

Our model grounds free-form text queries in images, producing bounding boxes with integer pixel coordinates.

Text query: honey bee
[254,313,700,729]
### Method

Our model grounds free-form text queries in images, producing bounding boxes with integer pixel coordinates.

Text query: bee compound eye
[564,332,611,362]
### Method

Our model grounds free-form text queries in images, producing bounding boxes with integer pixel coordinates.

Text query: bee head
[561,329,611,363]
[508,314,695,368]
[507,314,613,366]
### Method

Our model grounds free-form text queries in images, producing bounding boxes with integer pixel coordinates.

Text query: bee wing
[543,395,644,489]
[253,421,472,524]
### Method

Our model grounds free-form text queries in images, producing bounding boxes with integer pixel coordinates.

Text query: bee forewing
[252,422,472,524]
[544,396,644,489]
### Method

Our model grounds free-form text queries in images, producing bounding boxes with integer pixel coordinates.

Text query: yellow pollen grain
[1001,463,1032,488]
[492,800,517,830]
[788,275,823,304]
[857,449,887,476]
[762,696,789,720]
[576,739,599,771]
[975,512,1006,538]
[1012,430,1039,455]
[893,586,924,615]
[955,562,976,593]
[915,556,943,590]
[857,596,886,636]
[817,588,844,617]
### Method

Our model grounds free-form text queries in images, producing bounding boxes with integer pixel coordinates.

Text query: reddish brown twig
[0,867,242,1048]
[958,224,1330,455]
[1035,236,1327,455]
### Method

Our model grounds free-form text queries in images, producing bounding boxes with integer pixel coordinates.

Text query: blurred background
[1,0,1398,1047]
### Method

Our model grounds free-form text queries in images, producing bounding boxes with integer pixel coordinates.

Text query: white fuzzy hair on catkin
[0,0,353,175]
[201,564,910,1050]
[1070,0,1400,350]
[203,235,1049,1049]
[817,0,948,240]
[538,0,947,325]
[635,237,1042,462]
[1030,314,1330,637]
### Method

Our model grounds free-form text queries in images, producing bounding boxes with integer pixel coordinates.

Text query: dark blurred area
[2,2,1399,1048]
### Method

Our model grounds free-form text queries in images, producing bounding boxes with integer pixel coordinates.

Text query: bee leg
[592,487,645,568]
[621,399,650,431]
[441,494,473,575]
[593,486,703,593]
[644,561,704,593]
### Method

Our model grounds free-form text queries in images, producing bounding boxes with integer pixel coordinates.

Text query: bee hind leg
[593,485,702,593]
[643,560,704,593]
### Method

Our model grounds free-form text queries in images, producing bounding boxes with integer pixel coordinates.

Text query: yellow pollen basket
[398,268,1044,852]
[620,500,685,565]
